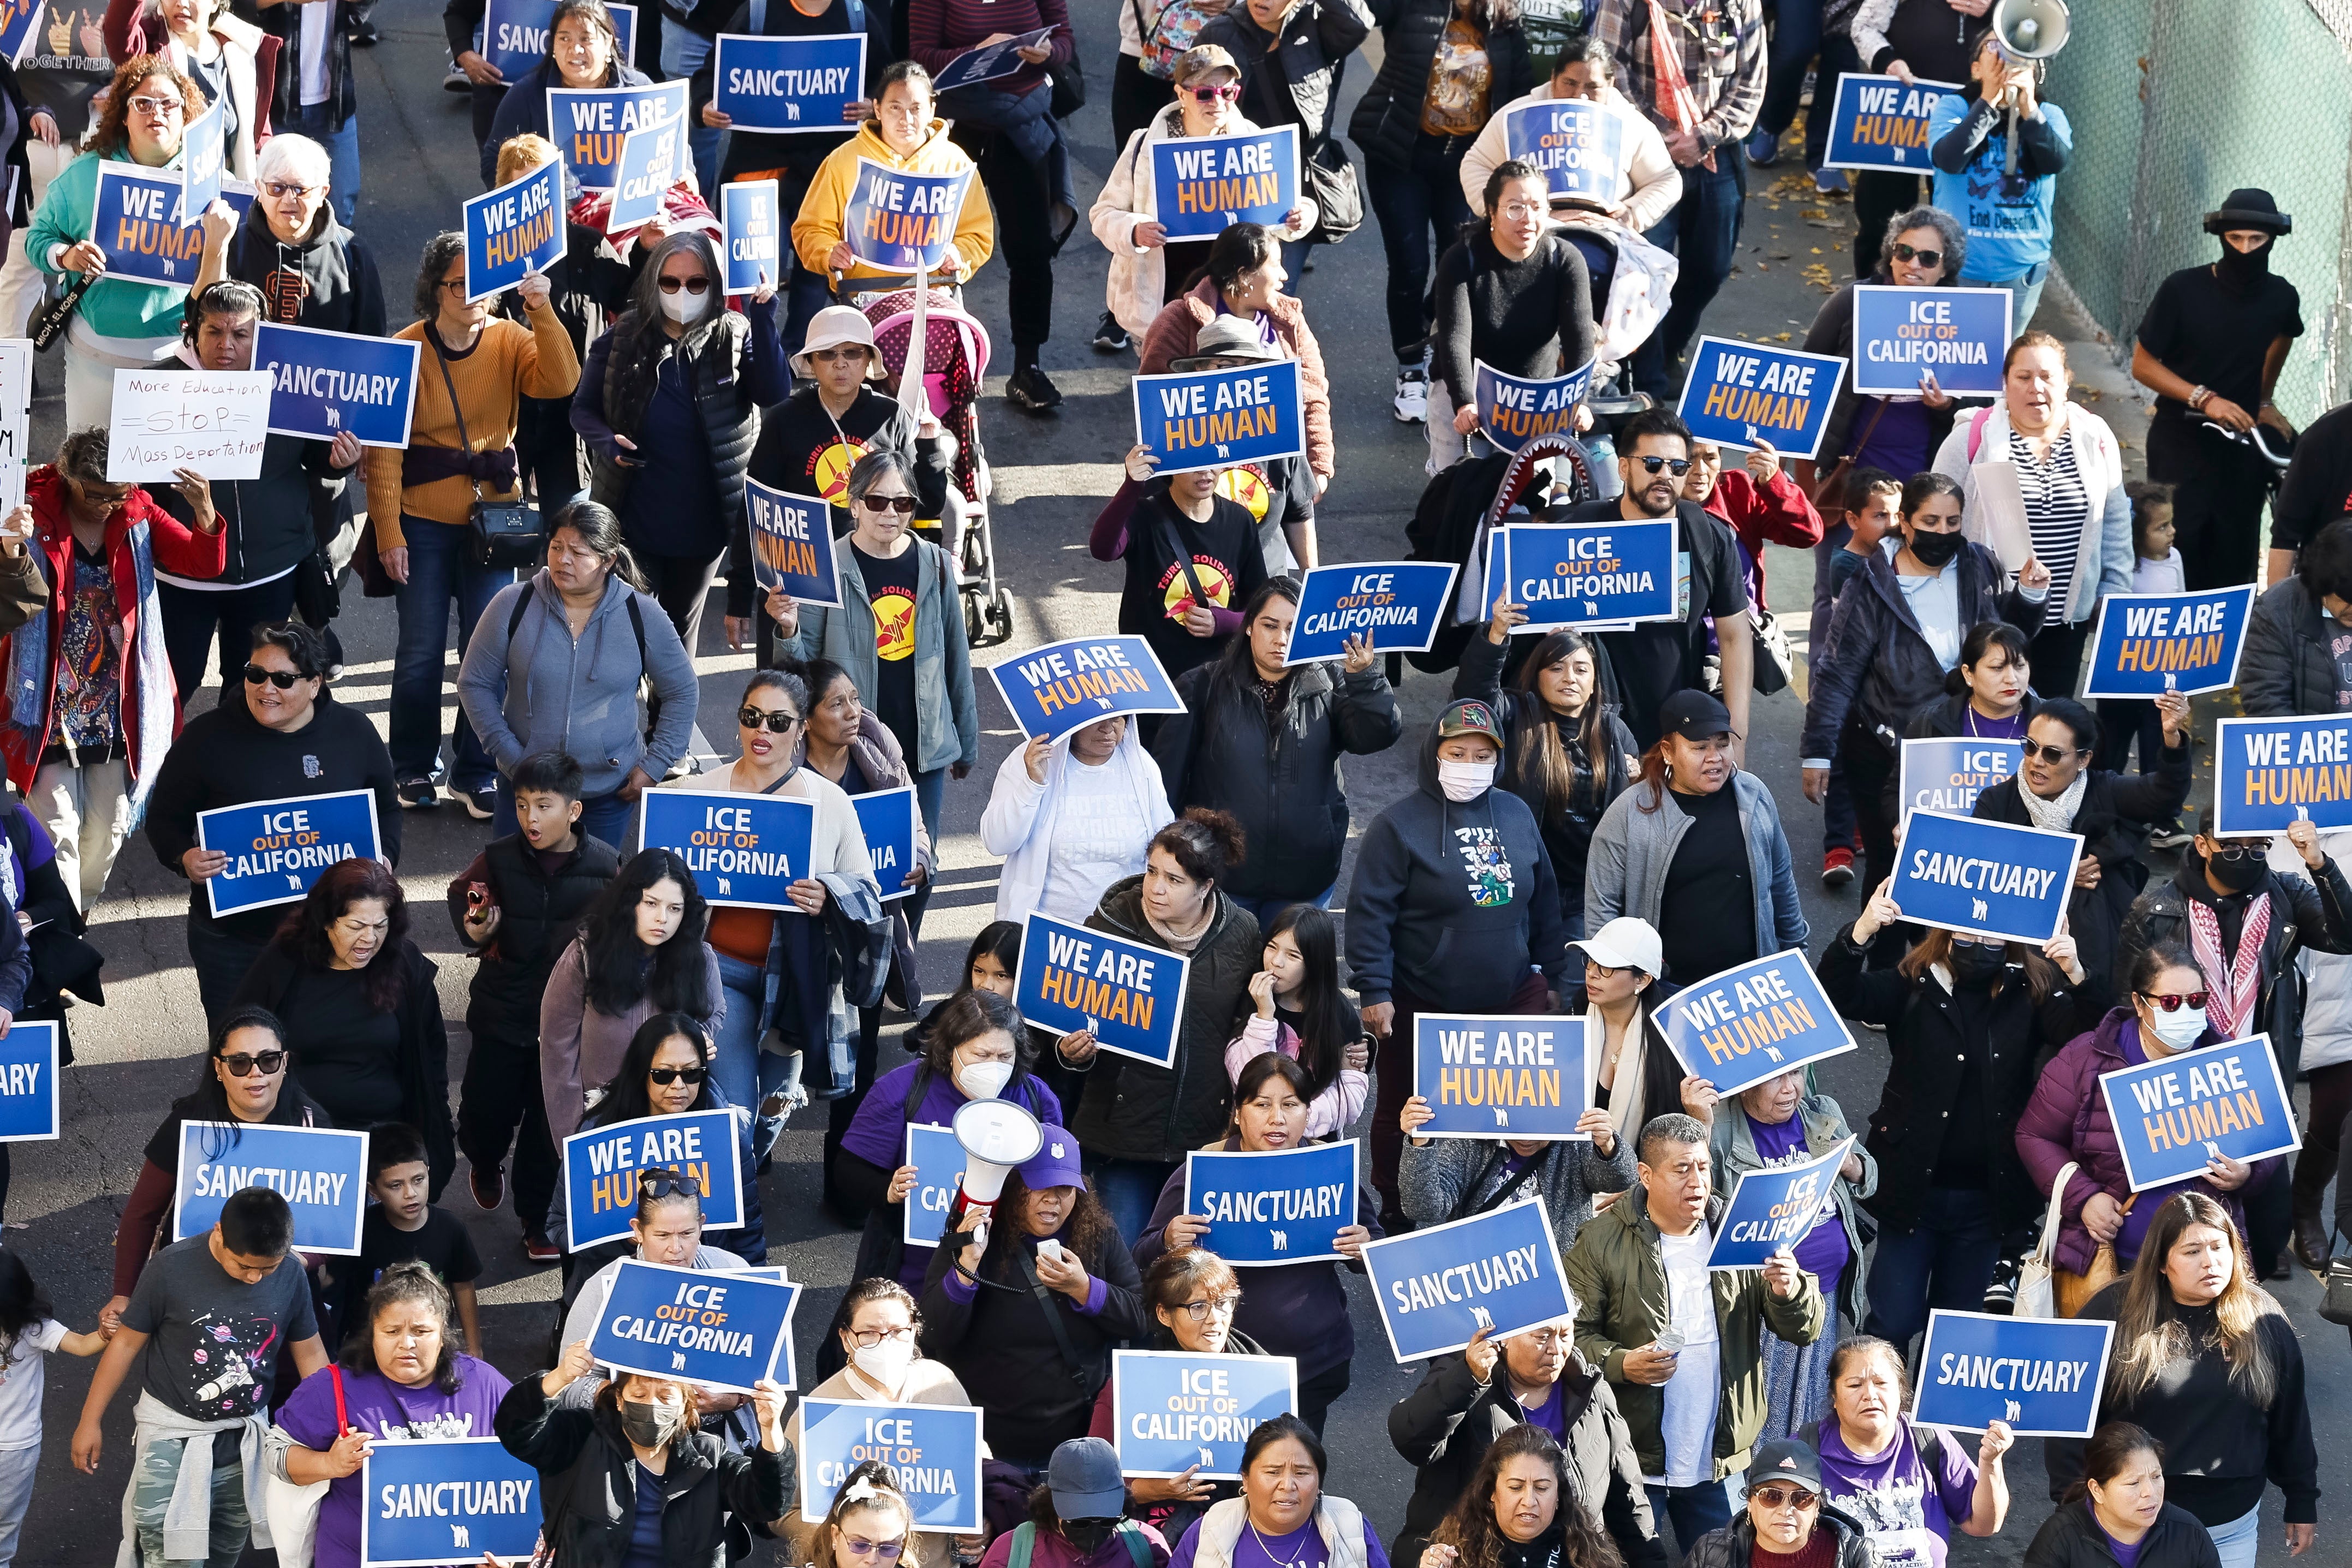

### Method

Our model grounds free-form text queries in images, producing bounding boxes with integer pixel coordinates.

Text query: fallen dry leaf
[1801,206,1832,220]
[1776,332,1794,342]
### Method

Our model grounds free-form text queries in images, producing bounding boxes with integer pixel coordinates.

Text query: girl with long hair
[1422,1423,1622,1568]
[809,1462,918,1568]
[581,1012,765,1262]
[1224,905,1367,1140]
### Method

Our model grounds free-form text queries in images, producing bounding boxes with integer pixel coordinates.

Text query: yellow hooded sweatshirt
[792,117,997,287]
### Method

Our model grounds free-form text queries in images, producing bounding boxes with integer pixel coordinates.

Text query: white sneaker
[1394,366,1429,424]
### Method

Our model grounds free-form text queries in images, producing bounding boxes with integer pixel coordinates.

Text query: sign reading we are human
[1658,951,1857,1096]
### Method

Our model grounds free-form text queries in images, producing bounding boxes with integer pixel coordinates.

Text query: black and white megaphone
[947,1095,1044,1254]
[1987,0,2068,175]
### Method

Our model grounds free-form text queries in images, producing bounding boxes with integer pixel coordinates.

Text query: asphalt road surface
[10,8,2348,1566]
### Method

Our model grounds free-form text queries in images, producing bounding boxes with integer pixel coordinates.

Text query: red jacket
[0,466,224,796]
[1704,465,1824,612]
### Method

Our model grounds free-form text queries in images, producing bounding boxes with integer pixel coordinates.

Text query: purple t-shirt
[1746,1114,1850,1285]
[274,1355,515,1568]
[1204,1518,1391,1568]
[1517,1379,1567,1445]
[1815,1420,1979,1568]
[1955,709,2028,741]
[2091,1500,2143,1568]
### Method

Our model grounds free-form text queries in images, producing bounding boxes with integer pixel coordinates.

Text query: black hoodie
[228,204,387,337]
[1344,714,1568,1010]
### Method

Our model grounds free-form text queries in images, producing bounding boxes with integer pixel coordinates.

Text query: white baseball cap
[1576,917,1662,980]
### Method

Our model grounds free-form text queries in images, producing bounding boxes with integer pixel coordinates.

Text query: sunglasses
[857,493,919,514]
[1185,83,1240,102]
[1890,242,1943,269]
[841,1541,905,1561]
[656,275,713,295]
[218,1050,287,1076]
[638,1167,705,1199]
[737,707,800,732]
[1748,1486,1819,1512]
[263,181,321,200]
[242,664,305,689]
[647,1065,708,1086]
[1635,456,1692,475]
[808,345,868,365]
[128,94,184,115]
[2026,742,2088,765]
[2139,990,2211,1013]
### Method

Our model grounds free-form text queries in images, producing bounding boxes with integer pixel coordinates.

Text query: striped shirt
[1593,0,1767,151]
[2011,427,2089,618]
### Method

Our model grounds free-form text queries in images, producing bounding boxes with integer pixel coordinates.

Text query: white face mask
[2147,1005,2207,1051]
[659,285,708,325]
[956,1059,1013,1101]
[1437,759,1496,803]
[850,1338,915,1389]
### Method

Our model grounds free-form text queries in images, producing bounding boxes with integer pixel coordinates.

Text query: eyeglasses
[1748,1486,1819,1512]
[438,278,472,294]
[638,1167,705,1199]
[128,94,184,115]
[2139,990,2211,1013]
[1498,200,1546,222]
[841,1540,906,1561]
[218,1050,287,1076]
[1890,242,1944,269]
[737,707,800,732]
[657,275,713,295]
[1635,456,1692,475]
[1175,1292,1241,1321]
[1185,83,1240,102]
[1583,958,1623,976]
[242,664,304,689]
[808,346,868,365]
[647,1065,708,1086]
[849,1325,915,1349]
[857,493,918,514]
[2207,843,2268,863]
[263,181,321,200]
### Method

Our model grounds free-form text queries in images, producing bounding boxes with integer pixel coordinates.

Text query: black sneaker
[1090,312,1130,353]
[443,61,472,92]
[456,786,497,821]
[396,778,440,810]
[1006,363,1063,412]
[1981,1254,2021,1315]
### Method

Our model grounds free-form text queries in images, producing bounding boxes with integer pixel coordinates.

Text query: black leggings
[640,551,724,660]
[960,128,1057,354]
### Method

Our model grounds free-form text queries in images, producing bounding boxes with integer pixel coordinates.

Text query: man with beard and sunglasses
[2116,804,2352,1277]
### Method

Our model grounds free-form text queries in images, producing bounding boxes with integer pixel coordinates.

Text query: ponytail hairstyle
[1510,629,1619,818]
[341,1261,465,1388]
[1148,808,1246,896]
[1944,619,2032,698]
[2060,1421,2164,1507]
[1230,905,1355,1104]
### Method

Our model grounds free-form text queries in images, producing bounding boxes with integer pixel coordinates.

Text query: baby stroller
[855,283,1015,647]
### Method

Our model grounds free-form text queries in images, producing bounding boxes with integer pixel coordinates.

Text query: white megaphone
[948,1095,1044,1254]
[1986,0,2068,175]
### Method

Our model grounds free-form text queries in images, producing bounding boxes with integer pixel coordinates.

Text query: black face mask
[1062,1521,1120,1553]
[2206,851,2266,892]
[1908,528,1963,568]
[2214,235,2272,295]
[1950,941,2006,985]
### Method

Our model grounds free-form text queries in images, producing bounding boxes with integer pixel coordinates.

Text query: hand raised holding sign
[516,265,553,312]
[1133,1464,1213,1507]
[542,1337,599,1396]
[2154,688,2192,746]
[2289,815,2326,869]
[1759,1247,1803,1299]
[1854,877,1903,943]
[751,1378,793,1452]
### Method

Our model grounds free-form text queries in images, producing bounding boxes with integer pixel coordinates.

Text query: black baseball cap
[1747,1438,1824,1494]
[1657,688,1732,741]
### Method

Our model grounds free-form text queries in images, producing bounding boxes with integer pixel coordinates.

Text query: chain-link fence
[2044,0,2352,424]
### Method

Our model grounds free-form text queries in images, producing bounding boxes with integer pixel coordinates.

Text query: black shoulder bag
[1014,1247,1095,1395]
[432,341,545,569]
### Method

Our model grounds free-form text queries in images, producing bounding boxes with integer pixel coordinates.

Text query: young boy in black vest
[446,750,621,1260]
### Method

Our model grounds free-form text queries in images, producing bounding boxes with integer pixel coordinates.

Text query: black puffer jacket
[1803,539,2045,761]
[448,831,626,1042]
[581,306,772,559]
[1151,657,1402,902]
[1195,0,1372,146]
[1389,1350,1664,1568]
[2239,575,2338,718]
[1348,0,1532,171]
[1068,879,1261,1163]
[495,1378,791,1568]
[1683,1509,1873,1568]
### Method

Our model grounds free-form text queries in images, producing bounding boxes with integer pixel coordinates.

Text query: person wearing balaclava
[2113,802,2352,1277]
[1346,697,1573,1232]
[571,227,789,660]
[2130,187,2305,592]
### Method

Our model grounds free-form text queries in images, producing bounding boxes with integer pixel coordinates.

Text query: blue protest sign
[177,97,224,225]
[722,178,782,295]
[1897,737,2022,828]
[1284,561,1458,665]
[1503,520,1679,629]
[901,1121,961,1248]
[1659,950,1857,1097]
[639,787,817,912]
[174,1122,368,1255]
[1112,1350,1298,1479]
[1410,1015,1594,1140]
[987,634,1186,743]
[1149,125,1299,241]
[609,114,684,230]
[359,1438,542,1567]
[1182,1141,1359,1265]
[561,1110,746,1252]
[715,33,866,133]
[462,157,567,301]
[1849,285,2012,397]
[481,0,636,79]
[2080,586,2254,700]
[2212,714,2352,836]
[196,789,383,918]
[1705,1137,1853,1271]
[843,157,975,273]
[1132,359,1307,477]
[1890,810,2081,944]
[2099,1034,2300,1192]
[745,476,841,607]
[254,323,421,449]
[547,79,687,189]
[591,1259,799,1392]
[1016,909,1190,1069]
[1499,99,1627,202]
[799,1400,983,1530]
[1361,1196,1574,1363]
[853,785,918,902]
[1475,359,1595,454]
[1676,336,1845,459]
[0,1022,58,1141]
[90,164,207,286]
[930,26,1051,92]
[1823,73,1964,174]
[1910,1310,2113,1438]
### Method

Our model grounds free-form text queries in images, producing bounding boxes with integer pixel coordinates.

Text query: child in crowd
[334,1123,483,1355]
[1686,437,1826,610]
[2095,484,2187,843]
[1829,468,1905,602]
[0,1251,104,1566]
[1093,446,1271,707]
[1224,905,1368,1142]
[448,749,623,1262]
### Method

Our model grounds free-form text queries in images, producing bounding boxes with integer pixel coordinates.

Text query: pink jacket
[1225,1016,1368,1142]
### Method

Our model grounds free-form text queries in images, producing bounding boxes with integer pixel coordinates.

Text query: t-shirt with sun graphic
[853,541,921,758]
[1116,487,1269,681]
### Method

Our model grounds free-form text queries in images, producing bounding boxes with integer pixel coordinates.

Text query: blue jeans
[712,952,793,1158]
[1862,1184,2004,1348]
[1645,1479,1735,1561]
[0,1438,33,1565]
[1634,156,1747,397]
[1755,0,1823,140]
[2207,1505,2260,1568]
[390,517,513,793]
[1964,267,2048,337]
[1366,136,1472,360]
[1085,1154,1179,1245]
[661,25,726,195]
[285,102,360,226]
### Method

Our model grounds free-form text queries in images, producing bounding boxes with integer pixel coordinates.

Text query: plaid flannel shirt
[1593,0,1768,154]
